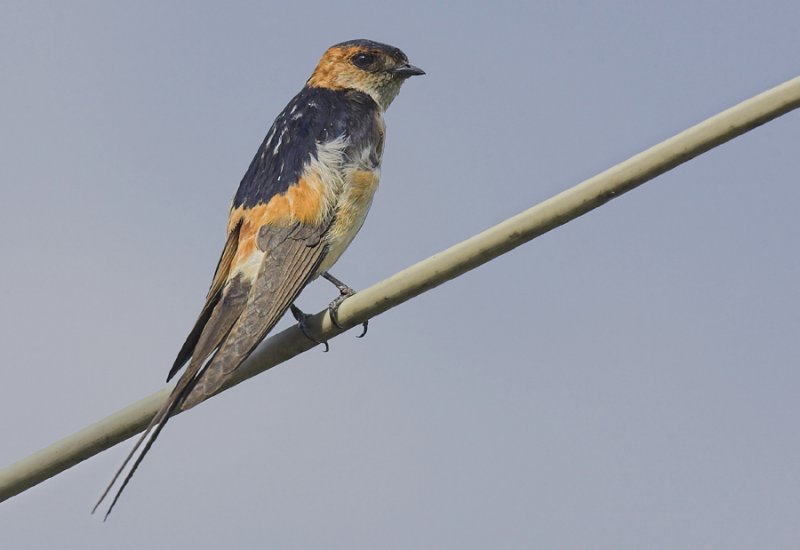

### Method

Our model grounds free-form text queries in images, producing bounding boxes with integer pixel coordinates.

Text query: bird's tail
[91,371,200,521]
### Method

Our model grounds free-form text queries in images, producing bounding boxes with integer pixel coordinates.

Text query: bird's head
[307,39,424,110]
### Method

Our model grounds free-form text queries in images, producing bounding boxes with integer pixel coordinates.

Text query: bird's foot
[322,273,368,338]
[290,304,329,352]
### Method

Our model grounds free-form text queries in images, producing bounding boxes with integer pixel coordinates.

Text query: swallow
[93,39,424,519]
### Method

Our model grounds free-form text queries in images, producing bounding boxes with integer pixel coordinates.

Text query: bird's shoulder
[233,86,383,209]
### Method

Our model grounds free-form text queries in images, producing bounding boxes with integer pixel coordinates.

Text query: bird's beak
[391,64,426,77]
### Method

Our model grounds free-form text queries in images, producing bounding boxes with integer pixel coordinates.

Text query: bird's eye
[352,53,376,69]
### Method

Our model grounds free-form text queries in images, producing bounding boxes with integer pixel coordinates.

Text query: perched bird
[93,39,424,519]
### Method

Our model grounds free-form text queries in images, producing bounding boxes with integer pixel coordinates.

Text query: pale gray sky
[2,1,799,548]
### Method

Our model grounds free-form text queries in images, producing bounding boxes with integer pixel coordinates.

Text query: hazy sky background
[2,1,799,548]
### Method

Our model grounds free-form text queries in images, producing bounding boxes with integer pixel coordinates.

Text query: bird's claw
[320,272,369,339]
[290,304,329,352]
[327,292,368,338]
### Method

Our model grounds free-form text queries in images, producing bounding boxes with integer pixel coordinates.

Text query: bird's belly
[316,168,380,275]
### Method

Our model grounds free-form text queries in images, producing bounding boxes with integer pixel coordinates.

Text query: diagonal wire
[2,74,799,503]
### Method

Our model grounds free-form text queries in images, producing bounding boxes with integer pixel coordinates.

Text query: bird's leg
[321,272,368,338]
[290,304,329,352]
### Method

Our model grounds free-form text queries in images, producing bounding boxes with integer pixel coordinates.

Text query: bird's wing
[182,217,331,408]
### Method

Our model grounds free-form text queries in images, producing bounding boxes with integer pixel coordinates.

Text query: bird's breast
[316,167,381,275]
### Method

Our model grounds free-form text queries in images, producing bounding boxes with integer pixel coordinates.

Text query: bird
[92,39,424,520]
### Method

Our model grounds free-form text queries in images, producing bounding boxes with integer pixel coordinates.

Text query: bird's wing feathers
[182,218,331,409]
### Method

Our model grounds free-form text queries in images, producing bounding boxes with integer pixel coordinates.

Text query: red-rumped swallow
[93,39,423,519]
